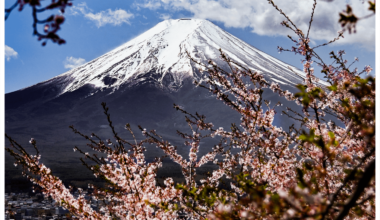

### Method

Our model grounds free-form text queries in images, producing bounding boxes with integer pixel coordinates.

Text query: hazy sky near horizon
[4,0,376,93]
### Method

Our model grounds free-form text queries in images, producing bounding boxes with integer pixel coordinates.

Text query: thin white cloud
[137,1,162,10]
[86,9,134,27]
[69,2,88,15]
[5,45,18,61]
[64,56,86,69]
[70,2,134,28]
[159,13,171,20]
[139,0,375,50]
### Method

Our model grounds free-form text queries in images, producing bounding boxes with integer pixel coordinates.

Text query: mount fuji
[7,19,324,105]
[5,19,326,192]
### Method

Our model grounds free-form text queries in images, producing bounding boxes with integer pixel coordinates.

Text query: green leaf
[328,131,335,139]
[327,84,338,91]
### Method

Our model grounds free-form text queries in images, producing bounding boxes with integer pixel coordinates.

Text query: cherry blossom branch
[5,0,72,46]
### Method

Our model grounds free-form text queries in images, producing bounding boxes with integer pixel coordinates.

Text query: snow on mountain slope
[21,19,328,97]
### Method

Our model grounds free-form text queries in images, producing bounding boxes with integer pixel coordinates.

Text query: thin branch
[306,0,317,39]
[5,1,19,20]
[334,159,375,220]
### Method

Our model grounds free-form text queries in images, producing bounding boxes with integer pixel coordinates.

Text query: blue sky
[4,0,376,93]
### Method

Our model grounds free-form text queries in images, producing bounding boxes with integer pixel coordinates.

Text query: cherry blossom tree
[5,0,375,219]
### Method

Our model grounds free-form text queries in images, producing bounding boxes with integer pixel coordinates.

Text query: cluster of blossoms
[197,30,374,219]
[6,1,375,219]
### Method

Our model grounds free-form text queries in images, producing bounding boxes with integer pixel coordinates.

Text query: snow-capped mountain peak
[27,19,327,97]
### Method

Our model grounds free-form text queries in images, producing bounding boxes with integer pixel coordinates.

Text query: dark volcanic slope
[5,80,302,192]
